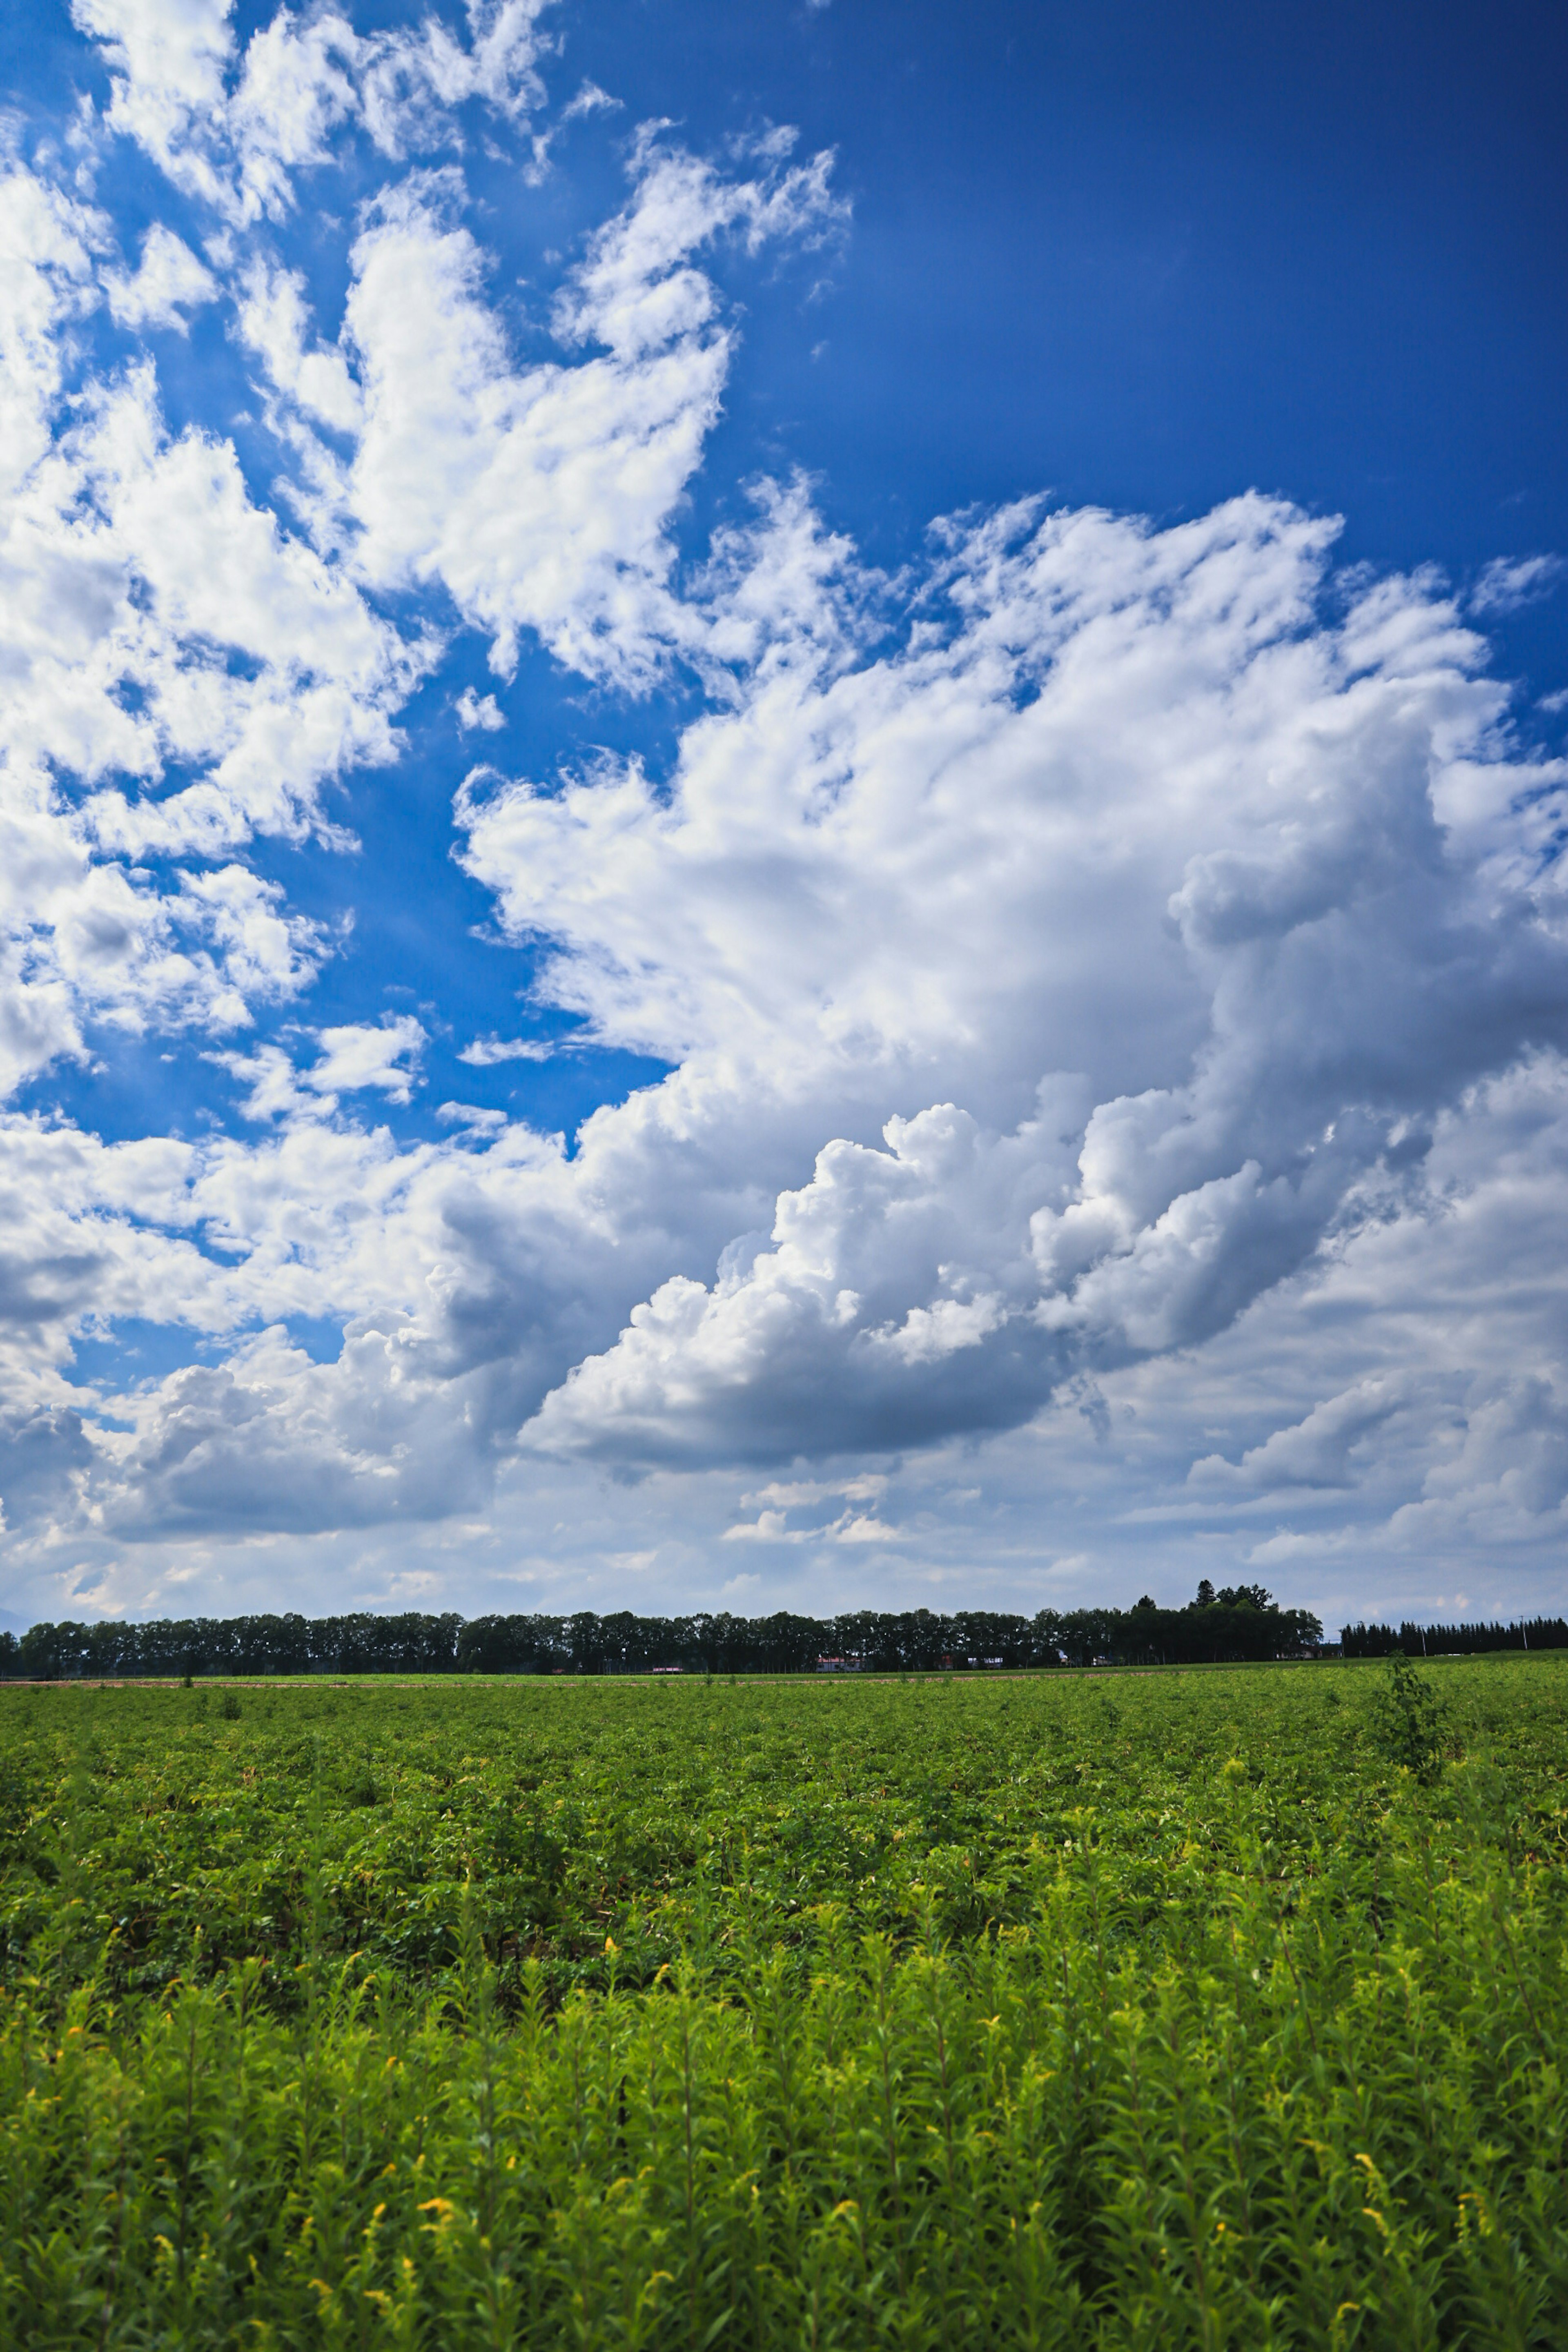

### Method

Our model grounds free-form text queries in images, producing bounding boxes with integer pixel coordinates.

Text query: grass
[1,1658,1566,2345]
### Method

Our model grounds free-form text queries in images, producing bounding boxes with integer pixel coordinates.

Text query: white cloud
[176,864,323,1002]
[235,259,363,432]
[8,454,1568,1579]
[4,10,1568,1621]
[744,1473,887,1509]
[0,160,426,1094]
[227,9,361,220]
[455,686,505,730]
[467,494,1568,1477]
[1468,554,1565,616]
[307,1016,426,1102]
[1188,1376,1409,1490]
[105,221,216,330]
[1408,1375,1568,1526]
[0,166,101,497]
[215,1016,426,1118]
[438,1101,508,1132]
[724,1508,789,1542]
[339,135,841,684]
[72,0,237,208]
[458,1033,553,1063]
[73,0,554,220]
[357,0,552,162]
[561,81,619,123]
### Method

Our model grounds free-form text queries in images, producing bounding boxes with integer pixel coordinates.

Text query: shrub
[1370,1649,1446,1780]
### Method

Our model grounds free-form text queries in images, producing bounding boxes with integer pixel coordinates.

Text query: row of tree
[1341,1618,1568,1658]
[0,1586,1324,1679]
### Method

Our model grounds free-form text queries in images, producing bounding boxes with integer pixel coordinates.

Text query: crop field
[1,1658,1566,2348]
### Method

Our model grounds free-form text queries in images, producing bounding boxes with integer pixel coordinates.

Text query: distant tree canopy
[0,1586,1327,1678]
[1341,1619,1568,1659]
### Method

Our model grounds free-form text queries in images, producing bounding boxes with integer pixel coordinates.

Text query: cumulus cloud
[0,132,446,1104]
[526,1102,1073,1463]
[0,165,100,496]
[16,460,1568,1550]
[73,0,552,220]
[307,1017,425,1102]
[455,686,505,731]
[72,0,238,207]
[105,222,216,330]
[235,259,363,433]
[1188,1377,1410,1490]
[11,440,1568,1560]
[1411,1374,1568,1526]
[0,334,417,1088]
[722,1469,894,1544]
[1468,554,1565,616]
[339,134,841,683]
[450,493,1568,1473]
[4,2,1568,1613]
[214,1016,426,1118]
[458,1034,553,1063]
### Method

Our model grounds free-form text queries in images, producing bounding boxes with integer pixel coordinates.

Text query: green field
[2,1658,1565,2346]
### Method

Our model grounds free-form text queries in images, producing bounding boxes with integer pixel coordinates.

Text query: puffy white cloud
[438,1101,508,1132]
[7,441,1568,1579]
[339,135,841,684]
[73,0,552,220]
[1468,554,1565,616]
[1188,1376,1409,1490]
[0,71,863,1552]
[0,155,425,1095]
[104,220,216,331]
[235,259,363,433]
[0,166,101,496]
[465,494,1568,1471]
[177,865,323,1001]
[227,9,361,220]
[356,0,551,162]
[455,686,505,731]
[103,1323,501,1536]
[306,1017,425,1104]
[526,1102,1071,1463]
[722,1468,896,1547]
[72,0,238,207]
[553,128,841,362]
[0,1083,644,1546]
[458,1033,553,1063]
[5,8,1568,1618]
[214,1016,426,1118]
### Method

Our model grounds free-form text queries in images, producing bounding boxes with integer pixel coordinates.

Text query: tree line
[1341,1617,1568,1659]
[0,1584,1324,1678]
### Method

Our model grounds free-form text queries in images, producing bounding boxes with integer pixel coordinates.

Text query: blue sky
[0,0,1565,1633]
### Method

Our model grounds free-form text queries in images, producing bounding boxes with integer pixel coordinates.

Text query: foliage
[1368,1653,1448,1782]
[0,1588,1325,1682]
[1,1658,1566,2345]
[1342,1617,1568,1658]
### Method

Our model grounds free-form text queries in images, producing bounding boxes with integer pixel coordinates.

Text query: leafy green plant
[1369,1649,1447,1780]
[1,1658,1564,2345]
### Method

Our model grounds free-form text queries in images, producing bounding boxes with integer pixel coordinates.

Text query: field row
[1,1660,1565,2344]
